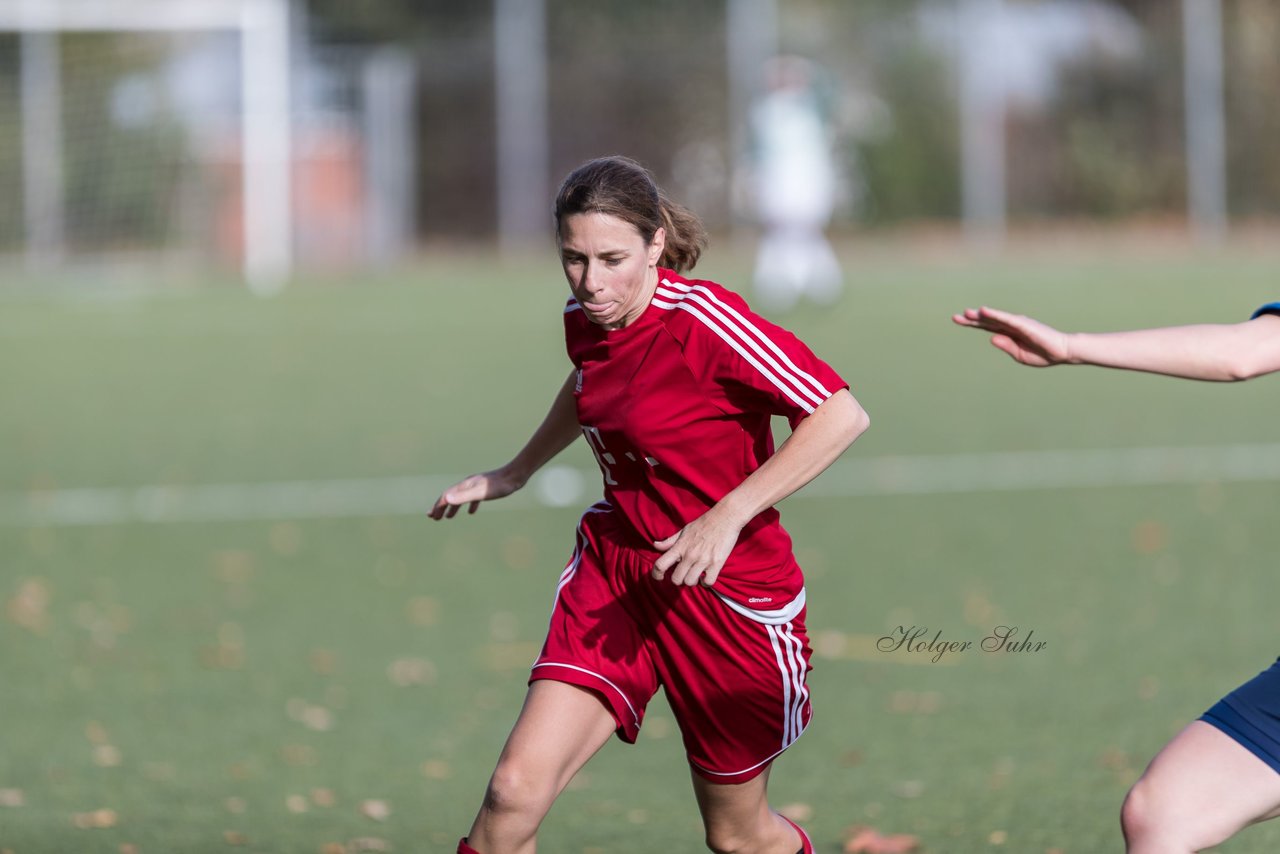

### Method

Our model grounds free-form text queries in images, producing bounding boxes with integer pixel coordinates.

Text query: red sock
[457,838,482,854]
[779,814,813,854]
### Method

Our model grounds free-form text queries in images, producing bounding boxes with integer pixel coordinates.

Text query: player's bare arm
[652,389,869,587]
[954,305,1280,382]
[429,370,581,520]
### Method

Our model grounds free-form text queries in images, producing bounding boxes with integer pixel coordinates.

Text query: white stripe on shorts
[549,500,612,604]
[767,622,809,747]
[767,624,795,747]
[530,662,641,730]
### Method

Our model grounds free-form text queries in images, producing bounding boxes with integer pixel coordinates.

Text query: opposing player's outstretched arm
[953,306,1280,382]
[429,370,581,520]
[652,389,869,586]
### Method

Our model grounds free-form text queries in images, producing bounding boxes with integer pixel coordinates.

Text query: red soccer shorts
[531,501,813,784]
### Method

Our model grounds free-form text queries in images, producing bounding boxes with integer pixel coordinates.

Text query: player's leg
[803,228,842,305]
[463,507,657,853]
[1121,721,1280,853]
[642,566,815,853]
[691,765,811,854]
[462,680,618,854]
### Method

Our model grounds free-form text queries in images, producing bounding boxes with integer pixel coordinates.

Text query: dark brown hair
[554,156,707,273]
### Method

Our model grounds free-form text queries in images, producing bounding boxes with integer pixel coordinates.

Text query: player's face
[559,212,665,330]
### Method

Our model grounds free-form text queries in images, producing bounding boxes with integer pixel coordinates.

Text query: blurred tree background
[1,0,1276,246]
[300,0,1278,236]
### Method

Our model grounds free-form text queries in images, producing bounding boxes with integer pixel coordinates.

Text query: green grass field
[3,237,1280,853]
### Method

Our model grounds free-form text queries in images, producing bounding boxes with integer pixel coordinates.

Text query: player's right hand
[429,468,525,520]
[952,306,1073,368]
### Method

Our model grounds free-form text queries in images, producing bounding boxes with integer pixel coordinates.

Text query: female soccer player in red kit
[431,156,869,854]
[955,303,1280,854]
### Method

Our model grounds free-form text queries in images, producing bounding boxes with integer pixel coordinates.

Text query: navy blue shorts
[1200,656,1280,776]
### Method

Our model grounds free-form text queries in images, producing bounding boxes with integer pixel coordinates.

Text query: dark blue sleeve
[1251,302,1280,320]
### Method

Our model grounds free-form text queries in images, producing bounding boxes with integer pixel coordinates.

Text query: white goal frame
[0,0,293,293]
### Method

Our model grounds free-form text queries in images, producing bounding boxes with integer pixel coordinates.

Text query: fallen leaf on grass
[224,830,249,846]
[843,825,919,854]
[840,750,864,767]
[225,797,247,814]
[301,705,334,732]
[778,802,813,822]
[0,788,24,807]
[6,578,51,633]
[891,780,924,799]
[359,800,391,821]
[286,794,308,814]
[201,644,245,671]
[280,745,319,767]
[119,844,140,854]
[420,759,451,780]
[988,830,1007,845]
[72,808,118,829]
[348,839,391,852]
[387,658,436,687]
[269,522,303,556]
[93,744,123,767]
[310,649,338,676]
[407,597,439,627]
[311,788,337,808]
[644,718,672,740]
[213,550,255,585]
[1132,520,1168,555]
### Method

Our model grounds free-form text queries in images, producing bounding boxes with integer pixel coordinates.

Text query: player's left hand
[651,510,743,587]
[952,306,1072,367]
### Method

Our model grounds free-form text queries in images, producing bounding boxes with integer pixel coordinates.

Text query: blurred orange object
[844,825,920,854]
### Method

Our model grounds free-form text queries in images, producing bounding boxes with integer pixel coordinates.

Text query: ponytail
[656,193,708,273]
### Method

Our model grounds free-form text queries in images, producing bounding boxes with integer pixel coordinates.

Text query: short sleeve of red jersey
[658,277,849,427]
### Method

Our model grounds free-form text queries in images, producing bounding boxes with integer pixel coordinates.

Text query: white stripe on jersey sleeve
[564,299,582,313]
[656,284,826,408]
[661,279,834,399]
[654,295,815,414]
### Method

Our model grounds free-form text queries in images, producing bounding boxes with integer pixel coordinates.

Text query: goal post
[0,0,293,293]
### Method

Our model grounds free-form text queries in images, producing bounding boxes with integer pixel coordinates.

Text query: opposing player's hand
[428,467,524,520]
[952,306,1072,367]
[651,510,743,588]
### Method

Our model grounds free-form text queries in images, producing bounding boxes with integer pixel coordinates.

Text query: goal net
[0,0,291,292]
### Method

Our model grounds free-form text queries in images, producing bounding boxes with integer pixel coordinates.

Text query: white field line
[4,443,1280,528]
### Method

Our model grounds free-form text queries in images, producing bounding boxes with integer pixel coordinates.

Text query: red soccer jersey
[564,268,849,620]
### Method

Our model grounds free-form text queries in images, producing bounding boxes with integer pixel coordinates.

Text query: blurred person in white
[955,302,1280,853]
[749,56,843,312]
